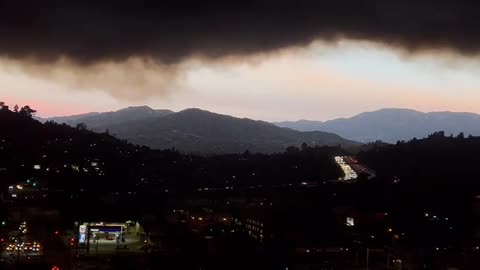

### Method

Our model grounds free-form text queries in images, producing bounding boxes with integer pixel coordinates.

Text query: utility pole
[386,248,390,269]
[366,247,369,270]
[75,233,79,270]
[86,223,90,255]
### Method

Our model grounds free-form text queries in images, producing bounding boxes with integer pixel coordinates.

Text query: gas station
[75,221,146,255]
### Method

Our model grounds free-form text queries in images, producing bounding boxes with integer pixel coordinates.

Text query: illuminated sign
[79,225,86,244]
[79,234,86,244]
[346,217,355,227]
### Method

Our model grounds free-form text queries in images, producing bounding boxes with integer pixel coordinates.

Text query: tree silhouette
[76,123,87,130]
[428,131,445,138]
[0,101,7,111]
[19,105,37,118]
[301,142,308,151]
[13,104,19,113]
[286,145,300,154]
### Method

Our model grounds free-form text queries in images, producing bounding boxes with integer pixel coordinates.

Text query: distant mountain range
[45,106,174,130]
[41,107,360,154]
[274,108,480,143]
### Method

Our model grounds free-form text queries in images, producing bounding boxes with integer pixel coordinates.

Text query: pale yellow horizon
[1,41,480,122]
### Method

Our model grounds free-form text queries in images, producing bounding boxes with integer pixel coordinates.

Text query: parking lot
[87,232,144,254]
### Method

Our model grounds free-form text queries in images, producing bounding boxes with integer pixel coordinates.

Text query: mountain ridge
[42,106,360,154]
[274,108,480,143]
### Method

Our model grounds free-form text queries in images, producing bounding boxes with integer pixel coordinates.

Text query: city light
[334,156,358,181]
[346,217,355,227]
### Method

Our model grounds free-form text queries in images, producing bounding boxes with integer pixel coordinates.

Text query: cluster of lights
[9,180,39,198]
[6,243,16,251]
[305,247,349,253]
[24,242,41,252]
[335,156,358,180]
[5,241,41,252]
[19,221,27,233]
[424,212,449,221]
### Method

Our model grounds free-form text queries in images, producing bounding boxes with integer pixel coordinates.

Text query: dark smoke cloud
[0,0,478,100]
[0,0,479,64]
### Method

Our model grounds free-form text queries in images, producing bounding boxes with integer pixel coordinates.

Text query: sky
[2,40,480,121]
[1,2,480,121]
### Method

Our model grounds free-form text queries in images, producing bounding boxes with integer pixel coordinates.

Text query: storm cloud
[1,0,480,63]
[0,0,479,98]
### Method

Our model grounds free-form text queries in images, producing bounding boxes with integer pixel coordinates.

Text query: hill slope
[43,107,360,154]
[42,106,174,130]
[275,108,480,143]
[0,108,344,191]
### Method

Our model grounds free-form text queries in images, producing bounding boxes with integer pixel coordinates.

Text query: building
[234,216,266,243]
[232,209,271,244]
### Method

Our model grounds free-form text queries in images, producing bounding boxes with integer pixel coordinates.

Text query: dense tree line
[357,131,480,193]
[355,132,480,247]
[0,108,343,194]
